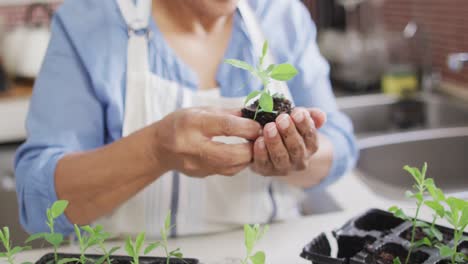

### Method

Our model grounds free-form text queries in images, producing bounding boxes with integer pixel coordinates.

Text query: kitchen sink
[356,127,468,200]
[339,93,468,137]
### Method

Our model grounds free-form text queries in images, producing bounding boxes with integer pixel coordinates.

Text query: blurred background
[0,0,467,248]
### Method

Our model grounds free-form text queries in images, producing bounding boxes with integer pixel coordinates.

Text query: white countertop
[15,170,429,264]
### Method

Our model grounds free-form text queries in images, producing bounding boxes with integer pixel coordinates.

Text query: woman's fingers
[292,108,319,155]
[263,123,290,173]
[252,137,273,175]
[276,114,307,170]
[307,108,327,129]
[201,111,261,140]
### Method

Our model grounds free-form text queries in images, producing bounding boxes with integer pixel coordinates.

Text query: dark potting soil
[374,243,429,264]
[400,227,453,244]
[35,253,199,264]
[242,96,292,127]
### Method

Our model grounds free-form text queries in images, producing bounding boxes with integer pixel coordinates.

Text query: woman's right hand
[149,108,262,177]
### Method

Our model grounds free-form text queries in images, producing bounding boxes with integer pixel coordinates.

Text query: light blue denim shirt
[15,0,358,235]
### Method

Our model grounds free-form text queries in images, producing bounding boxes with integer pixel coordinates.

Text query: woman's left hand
[251,108,327,176]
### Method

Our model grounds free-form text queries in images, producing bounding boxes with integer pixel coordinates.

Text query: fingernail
[278,115,290,130]
[257,137,265,149]
[266,124,278,138]
[293,111,305,123]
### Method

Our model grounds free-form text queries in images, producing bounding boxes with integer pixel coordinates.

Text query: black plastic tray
[301,209,468,264]
[35,253,200,264]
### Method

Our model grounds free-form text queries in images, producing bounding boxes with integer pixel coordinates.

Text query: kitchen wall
[381,0,468,88]
[0,2,60,31]
[304,0,468,88]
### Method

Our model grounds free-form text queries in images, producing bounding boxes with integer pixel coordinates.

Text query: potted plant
[301,163,468,264]
[225,41,299,126]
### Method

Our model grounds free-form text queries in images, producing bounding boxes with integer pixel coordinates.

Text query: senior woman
[15,0,358,236]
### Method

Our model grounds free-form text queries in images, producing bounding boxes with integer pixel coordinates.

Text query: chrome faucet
[448,53,468,72]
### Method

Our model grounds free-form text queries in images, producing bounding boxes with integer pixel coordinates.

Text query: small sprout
[125,211,183,264]
[73,224,119,264]
[0,227,32,264]
[393,257,402,264]
[26,200,69,264]
[225,41,298,120]
[389,163,439,264]
[125,232,159,264]
[159,212,184,264]
[241,224,269,264]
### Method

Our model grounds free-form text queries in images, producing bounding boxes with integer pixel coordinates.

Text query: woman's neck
[152,0,233,36]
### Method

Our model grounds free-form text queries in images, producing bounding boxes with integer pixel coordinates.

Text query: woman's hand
[152,107,262,177]
[251,108,326,176]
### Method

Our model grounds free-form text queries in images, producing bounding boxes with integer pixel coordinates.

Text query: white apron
[98,0,304,237]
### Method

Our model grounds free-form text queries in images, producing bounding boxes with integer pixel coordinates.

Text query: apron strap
[117,0,153,136]
[238,0,294,103]
[117,0,152,31]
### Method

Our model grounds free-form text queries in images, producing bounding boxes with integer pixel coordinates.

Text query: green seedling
[225,41,298,120]
[393,257,402,264]
[25,200,70,264]
[158,212,183,264]
[0,227,32,264]
[125,232,160,264]
[389,163,439,264]
[74,224,120,264]
[435,197,468,264]
[125,212,183,264]
[241,224,269,264]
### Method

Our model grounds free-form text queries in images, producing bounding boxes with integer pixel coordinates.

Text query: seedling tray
[35,253,200,264]
[301,209,468,264]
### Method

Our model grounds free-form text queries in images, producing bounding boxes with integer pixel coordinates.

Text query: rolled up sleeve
[286,2,358,187]
[14,14,105,235]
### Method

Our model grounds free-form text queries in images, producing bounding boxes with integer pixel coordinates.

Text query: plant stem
[451,230,461,264]
[164,246,170,264]
[253,104,260,121]
[406,200,423,264]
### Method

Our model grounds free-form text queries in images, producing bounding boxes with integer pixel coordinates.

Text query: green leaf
[259,93,273,113]
[413,192,424,204]
[257,225,269,241]
[45,233,63,248]
[125,237,135,257]
[81,225,94,235]
[57,258,80,264]
[244,91,261,105]
[425,200,445,218]
[460,205,468,228]
[22,262,33,264]
[10,246,30,255]
[423,226,443,242]
[405,190,415,199]
[73,225,82,244]
[426,182,445,202]
[244,224,256,254]
[144,242,161,255]
[438,245,455,257]
[0,253,6,258]
[170,250,183,259]
[109,246,121,256]
[393,257,402,264]
[165,212,172,233]
[404,166,422,185]
[259,41,268,66]
[421,162,428,179]
[270,64,298,81]
[414,221,430,228]
[225,59,255,73]
[135,232,145,255]
[25,233,48,243]
[388,206,409,220]
[51,200,69,219]
[250,251,266,264]
[265,64,275,73]
[412,237,432,248]
[95,256,107,264]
